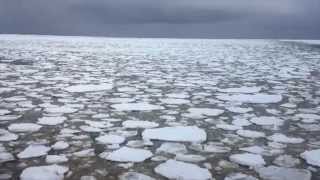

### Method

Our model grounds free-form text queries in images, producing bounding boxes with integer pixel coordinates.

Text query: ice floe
[122,120,159,129]
[0,129,18,141]
[102,147,153,162]
[217,94,282,104]
[300,149,320,167]
[268,133,304,144]
[17,144,51,159]
[229,153,266,167]
[142,126,206,142]
[20,164,68,180]
[256,166,311,180]
[65,83,113,92]
[8,123,42,132]
[38,116,67,125]
[154,159,212,180]
[95,134,125,144]
[119,172,155,180]
[111,103,164,111]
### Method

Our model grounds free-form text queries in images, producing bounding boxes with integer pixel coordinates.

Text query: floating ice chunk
[46,155,68,164]
[273,155,300,168]
[226,107,253,114]
[232,119,252,126]
[217,94,282,104]
[80,176,97,180]
[103,147,153,162]
[18,145,51,159]
[73,149,95,157]
[45,107,77,114]
[256,166,311,180]
[20,164,68,180]
[216,124,243,131]
[236,130,265,138]
[52,141,69,150]
[119,172,155,180]
[0,129,18,141]
[300,149,320,167]
[142,126,206,142]
[154,159,212,180]
[160,98,190,105]
[95,134,125,144]
[229,153,266,167]
[8,123,42,132]
[268,134,304,144]
[175,154,206,162]
[0,115,21,121]
[65,83,113,92]
[187,108,224,118]
[167,93,189,99]
[122,120,159,129]
[225,173,258,180]
[38,116,67,125]
[219,87,261,93]
[0,109,10,115]
[84,120,113,128]
[156,143,187,154]
[0,152,15,163]
[111,103,164,111]
[79,125,102,132]
[249,116,284,126]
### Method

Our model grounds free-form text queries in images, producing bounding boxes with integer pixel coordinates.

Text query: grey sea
[0,35,320,180]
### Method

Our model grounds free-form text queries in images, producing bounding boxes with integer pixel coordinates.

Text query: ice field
[0,35,320,180]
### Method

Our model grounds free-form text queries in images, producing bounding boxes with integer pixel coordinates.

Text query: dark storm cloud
[0,0,319,38]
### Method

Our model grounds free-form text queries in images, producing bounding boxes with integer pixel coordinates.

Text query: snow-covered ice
[122,120,159,129]
[229,153,266,167]
[8,123,42,132]
[20,165,68,180]
[142,126,206,142]
[154,159,212,180]
[102,147,153,162]
[17,144,51,159]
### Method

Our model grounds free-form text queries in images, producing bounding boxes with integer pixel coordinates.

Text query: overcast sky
[0,0,319,38]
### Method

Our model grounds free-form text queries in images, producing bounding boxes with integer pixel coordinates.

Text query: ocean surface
[0,35,320,180]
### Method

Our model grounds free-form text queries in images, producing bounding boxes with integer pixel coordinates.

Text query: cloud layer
[0,0,319,38]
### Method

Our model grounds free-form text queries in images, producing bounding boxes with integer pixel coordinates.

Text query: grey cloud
[0,0,319,38]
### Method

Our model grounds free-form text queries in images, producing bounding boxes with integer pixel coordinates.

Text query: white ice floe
[249,116,284,126]
[156,143,187,154]
[229,153,266,167]
[17,144,51,159]
[20,164,68,180]
[8,123,42,132]
[154,159,212,180]
[122,120,159,129]
[187,108,224,118]
[236,130,266,138]
[216,124,243,131]
[0,152,15,163]
[160,98,190,105]
[268,133,304,144]
[45,106,78,114]
[103,147,153,162]
[225,173,258,180]
[46,155,68,164]
[0,129,18,141]
[226,107,253,114]
[65,83,113,92]
[111,103,164,111]
[256,166,311,180]
[300,149,320,167]
[218,86,261,93]
[217,94,282,104]
[142,126,206,142]
[38,116,67,125]
[119,172,155,180]
[175,154,206,163]
[273,155,300,168]
[52,141,69,150]
[0,109,10,115]
[232,119,252,127]
[79,125,102,132]
[95,134,125,144]
[73,149,95,157]
[84,120,113,128]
